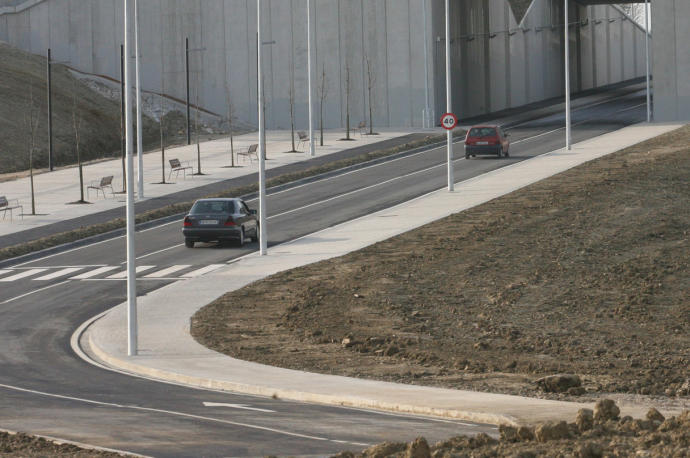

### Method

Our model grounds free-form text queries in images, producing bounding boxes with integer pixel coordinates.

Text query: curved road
[0,91,646,456]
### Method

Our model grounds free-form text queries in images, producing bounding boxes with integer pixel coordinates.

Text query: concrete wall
[430,0,648,121]
[652,0,690,121]
[0,0,648,129]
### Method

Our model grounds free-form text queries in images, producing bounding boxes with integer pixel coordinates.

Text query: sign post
[444,0,454,192]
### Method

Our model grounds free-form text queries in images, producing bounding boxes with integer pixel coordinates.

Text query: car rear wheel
[237,227,245,247]
[185,239,195,248]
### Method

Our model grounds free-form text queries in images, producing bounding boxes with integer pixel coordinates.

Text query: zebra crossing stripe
[181,264,225,278]
[107,266,156,279]
[0,270,11,278]
[33,267,83,281]
[0,269,49,282]
[144,265,191,278]
[70,266,120,279]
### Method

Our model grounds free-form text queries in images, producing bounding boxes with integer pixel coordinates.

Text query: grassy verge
[0,132,455,262]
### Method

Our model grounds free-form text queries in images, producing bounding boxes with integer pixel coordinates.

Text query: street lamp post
[307,0,315,157]
[257,0,267,256]
[46,48,54,171]
[644,0,651,122]
[135,0,144,199]
[445,0,454,192]
[564,0,572,150]
[185,37,191,145]
[423,0,431,128]
[124,0,138,357]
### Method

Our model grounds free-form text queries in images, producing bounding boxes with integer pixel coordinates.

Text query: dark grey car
[182,198,258,248]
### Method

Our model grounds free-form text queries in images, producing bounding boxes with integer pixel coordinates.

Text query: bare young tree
[225,83,237,167]
[318,64,328,146]
[72,81,86,203]
[25,84,41,215]
[344,62,352,140]
[365,54,377,135]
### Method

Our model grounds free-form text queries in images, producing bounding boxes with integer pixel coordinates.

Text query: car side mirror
[250,209,257,215]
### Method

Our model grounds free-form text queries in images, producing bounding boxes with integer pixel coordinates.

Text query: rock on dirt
[535,374,582,393]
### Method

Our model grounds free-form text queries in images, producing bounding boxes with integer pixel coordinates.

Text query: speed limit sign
[440,113,458,130]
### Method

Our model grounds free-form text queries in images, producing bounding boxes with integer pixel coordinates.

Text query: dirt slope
[192,125,689,403]
[0,42,162,174]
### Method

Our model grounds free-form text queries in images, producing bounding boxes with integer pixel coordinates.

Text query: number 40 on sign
[441,113,458,130]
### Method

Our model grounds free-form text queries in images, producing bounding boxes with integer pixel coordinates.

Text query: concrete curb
[85,328,519,427]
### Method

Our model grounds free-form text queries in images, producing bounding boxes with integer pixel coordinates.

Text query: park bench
[87,175,114,199]
[297,131,309,150]
[169,158,193,180]
[237,143,259,163]
[0,196,23,221]
[354,120,367,136]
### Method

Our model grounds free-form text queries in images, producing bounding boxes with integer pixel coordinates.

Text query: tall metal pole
[124,0,138,357]
[445,0,454,192]
[257,0,267,256]
[135,0,144,199]
[307,0,315,157]
[564,0,572,150]
[423,0,431,128]
[644,0,651,122]
[120,44,127,192]
[185,37,191,145]
[46,48,54,171]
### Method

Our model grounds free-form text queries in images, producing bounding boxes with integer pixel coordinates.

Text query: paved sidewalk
[81,121,684,427]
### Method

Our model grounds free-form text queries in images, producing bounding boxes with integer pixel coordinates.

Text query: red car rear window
[468,127,497,137]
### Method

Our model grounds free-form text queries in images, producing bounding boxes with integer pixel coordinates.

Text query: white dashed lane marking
[70,266,120,279]
[0,269,48,282]
[181,264,225,278]
[33,267,83,281]
[144,265,191,278]
[107,266,156,279]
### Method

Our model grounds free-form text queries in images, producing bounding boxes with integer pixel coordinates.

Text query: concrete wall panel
[0,0,652,127]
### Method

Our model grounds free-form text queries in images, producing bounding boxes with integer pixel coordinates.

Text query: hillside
[0,41,163,175]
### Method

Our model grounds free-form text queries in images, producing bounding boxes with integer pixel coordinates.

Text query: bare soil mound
[192,125,690,403]
[0,431,125,457]
[334,403,690,458]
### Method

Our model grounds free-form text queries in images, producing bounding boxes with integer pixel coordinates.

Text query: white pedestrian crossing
[181,264,225,278]
[70,266,120,279]
[0,263,225,282]
[0,268,49,282]
[33,267,83,281]
[107,265,156,279]
[144,265,191,278]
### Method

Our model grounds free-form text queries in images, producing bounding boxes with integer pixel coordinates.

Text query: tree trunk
[368,85,373,135]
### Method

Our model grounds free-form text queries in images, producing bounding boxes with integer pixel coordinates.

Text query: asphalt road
[0,90,646,457]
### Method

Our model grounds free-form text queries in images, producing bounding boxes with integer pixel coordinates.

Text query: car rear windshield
[468,127,497,137]
[190,200,235,214]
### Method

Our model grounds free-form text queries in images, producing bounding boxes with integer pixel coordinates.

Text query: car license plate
[477,141,489,145]
[200,220,218,225]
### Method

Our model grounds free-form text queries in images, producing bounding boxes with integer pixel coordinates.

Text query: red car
[464,125,510,158]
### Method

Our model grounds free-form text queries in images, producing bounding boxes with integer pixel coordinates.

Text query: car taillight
[183,217,192,227]
[465,137,474,145]
[224,217,236,226]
